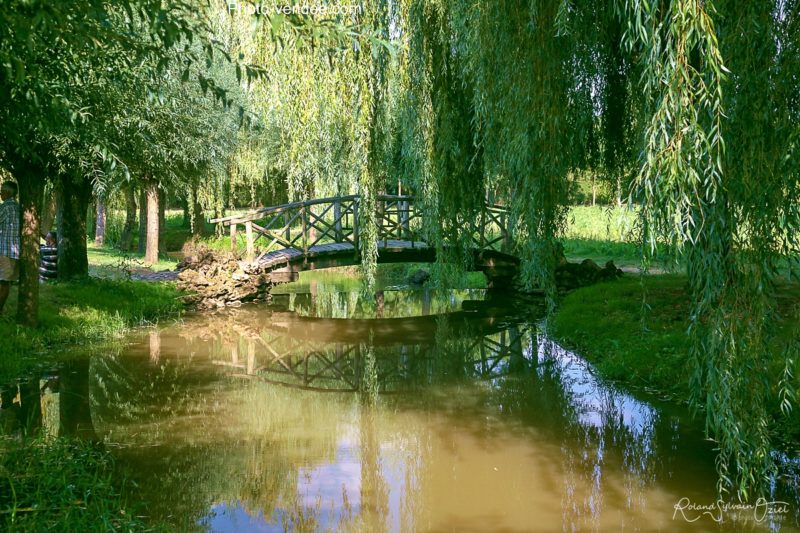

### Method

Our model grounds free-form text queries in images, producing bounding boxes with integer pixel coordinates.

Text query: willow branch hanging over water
[621,0,800,498]
[390,0,800,499]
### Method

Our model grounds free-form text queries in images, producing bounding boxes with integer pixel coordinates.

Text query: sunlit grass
[0,279,182,382]
[0,438,158,532]
[87,244,177,278]
[564,205,638,242]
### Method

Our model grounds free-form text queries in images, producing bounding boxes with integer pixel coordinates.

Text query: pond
[3,275,800,531]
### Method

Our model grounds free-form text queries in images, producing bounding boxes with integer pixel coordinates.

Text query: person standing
[0,181,20,313]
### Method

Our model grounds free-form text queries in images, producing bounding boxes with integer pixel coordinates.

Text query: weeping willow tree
[389,0,800,499]
[218,0,395,286]
[624,0,800,498]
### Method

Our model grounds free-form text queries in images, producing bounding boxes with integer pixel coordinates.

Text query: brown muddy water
[3,280,800,532]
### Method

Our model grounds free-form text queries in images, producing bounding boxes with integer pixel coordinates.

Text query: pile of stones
[176,248,273,310]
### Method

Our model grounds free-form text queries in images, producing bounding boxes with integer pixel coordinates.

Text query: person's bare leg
[0,281,9,313]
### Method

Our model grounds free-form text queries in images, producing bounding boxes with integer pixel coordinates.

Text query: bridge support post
[352,200,359,258]
[334,200,343,242]
[302,206,309,255]
[245,221,254,262]
[401,200,410,242]
[230,223,237,252]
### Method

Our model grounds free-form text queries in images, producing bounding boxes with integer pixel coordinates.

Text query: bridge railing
[211,195,513,262]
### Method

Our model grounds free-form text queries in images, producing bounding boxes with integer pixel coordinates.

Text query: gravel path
[129,270,180,282]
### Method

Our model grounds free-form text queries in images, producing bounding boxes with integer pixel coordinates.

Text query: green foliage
[1,0,797,500]
[622,0,800,497]
[0,438,158,532]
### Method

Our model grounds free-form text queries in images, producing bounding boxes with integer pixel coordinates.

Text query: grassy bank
[550,275,800,446]
[561,205,678,269]
[0,438,158,532]
[0,279,182,382]
[87,244,177,278]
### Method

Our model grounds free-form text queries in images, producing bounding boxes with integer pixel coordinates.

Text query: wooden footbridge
[210,195,520,287]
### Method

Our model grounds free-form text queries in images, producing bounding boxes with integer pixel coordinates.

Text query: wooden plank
[230,223,238,252]
[245,221,254,262]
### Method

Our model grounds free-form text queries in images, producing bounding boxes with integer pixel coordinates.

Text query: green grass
[0,438,160,532]
[0,279,182,382]
[550,275,800,445]
[87,244,178,278]
[564,205,638,242]
[550,275,693,398]
[561,205,677,269]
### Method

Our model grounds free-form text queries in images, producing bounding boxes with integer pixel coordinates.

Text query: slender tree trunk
[56,175,92,280]
[118,185,137,251]
[41,191,56,235]
[191,185,205,237]
[145,180,160,264]
[181,197,190,229]
[138,188,147,254]
[16,168,45,327]
[87,198,97,240]
[158,188,166,254]
[94,195,106,245]
[591,175,596,206]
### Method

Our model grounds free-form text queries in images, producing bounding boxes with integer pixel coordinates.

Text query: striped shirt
[0,198,20,259]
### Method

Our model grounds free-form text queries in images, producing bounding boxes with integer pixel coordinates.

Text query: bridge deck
[260,240,428,269]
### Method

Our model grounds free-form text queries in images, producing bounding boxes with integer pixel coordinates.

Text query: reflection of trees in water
[280,284,483,320]
[88,329,352,530]
[480,336,718,532]
[0,358,96,440]
[75,303,723,531]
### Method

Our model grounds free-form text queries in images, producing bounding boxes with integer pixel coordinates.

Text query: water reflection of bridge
[214,324,527,393]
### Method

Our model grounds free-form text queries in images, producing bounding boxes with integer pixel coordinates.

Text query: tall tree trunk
[191,185,205,237]
[138,188,147,254]
[181,197,190,229]
[41,191,57,235]
[94,195,106,245]
[158,188,166,254]
[56,175,92,280]
[145,180,160,264]
[87,198,96,241]
[16,167,45,327]
[118,185,137,251]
